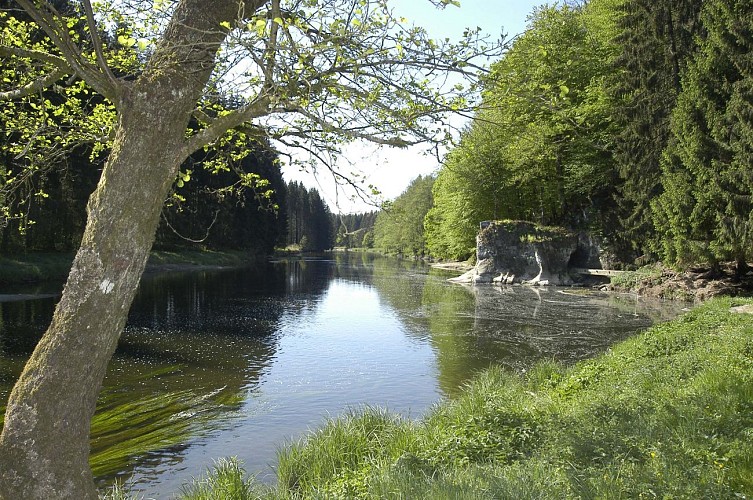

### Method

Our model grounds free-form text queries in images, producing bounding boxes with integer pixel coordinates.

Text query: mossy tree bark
[0,1,253,497]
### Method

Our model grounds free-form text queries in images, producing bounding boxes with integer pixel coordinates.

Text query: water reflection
[350,254,688,396]
[0,254,686,496]
[96,261,333,485]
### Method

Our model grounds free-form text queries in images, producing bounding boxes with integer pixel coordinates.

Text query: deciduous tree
[0,0,497,497]
[373,174,434,256]
[427,2,617,260]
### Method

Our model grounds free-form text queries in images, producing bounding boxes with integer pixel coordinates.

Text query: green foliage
[99,480,137,500]
[277,408,420,498]
[0,6,287,255]
[332,211,378,249]
[373,175,434,256]
[0,3,132,235]
[179,458,262,500]
[2,0,490,257]
[609,264,664,290]
[653,0,753,271]
[426,3,619,260]
[610,0,703,252]
[424,128,508,260]
[157,138,285,255]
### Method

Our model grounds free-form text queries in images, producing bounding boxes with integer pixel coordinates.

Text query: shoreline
[172,296,753,498]
[0,249,261,285]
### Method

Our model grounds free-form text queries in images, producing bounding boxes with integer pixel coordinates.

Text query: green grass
[172,297,753,499]
[0,252,74,284]
[147,249,257,268]
[609,264,664,291]
[180,458,263,500]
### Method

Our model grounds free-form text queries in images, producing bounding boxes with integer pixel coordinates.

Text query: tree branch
[15,0,120,103]
[0,67,68,100]
[292,107,415,147]
[181,95,272,157]
[0,45,70,71]
[81,0,119,87]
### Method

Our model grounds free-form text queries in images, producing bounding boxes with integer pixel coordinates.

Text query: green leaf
[254,19,266,35]
[117,35,137,48]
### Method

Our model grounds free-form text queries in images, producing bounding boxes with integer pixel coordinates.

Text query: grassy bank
[0,252,75,284]
[171,297,753,499]
[0,249,257,285]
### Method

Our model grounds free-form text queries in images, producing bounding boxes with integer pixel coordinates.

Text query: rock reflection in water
[368,261,686,397]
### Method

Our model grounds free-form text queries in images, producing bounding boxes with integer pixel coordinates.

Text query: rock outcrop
[449,220,583,286]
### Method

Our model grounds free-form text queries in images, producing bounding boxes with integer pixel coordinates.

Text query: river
[0,253,686,496]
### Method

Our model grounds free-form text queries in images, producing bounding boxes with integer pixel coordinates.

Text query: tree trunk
[0,1,251,497]
[735,256,749,281]
[0,100,184,499]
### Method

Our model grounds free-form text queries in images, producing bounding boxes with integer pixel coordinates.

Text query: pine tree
[654,0,753,274]
[611,0,702,253]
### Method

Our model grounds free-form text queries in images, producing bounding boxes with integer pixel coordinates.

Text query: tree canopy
[426,2,618,260]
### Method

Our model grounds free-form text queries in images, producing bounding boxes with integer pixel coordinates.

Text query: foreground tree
[0,0,497,497]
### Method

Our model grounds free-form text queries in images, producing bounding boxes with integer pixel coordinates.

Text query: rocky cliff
[450,220,602,286]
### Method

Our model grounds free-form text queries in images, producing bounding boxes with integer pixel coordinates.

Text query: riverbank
[0,249,259,285]
[171,296,753,499]
[608,262,753,302]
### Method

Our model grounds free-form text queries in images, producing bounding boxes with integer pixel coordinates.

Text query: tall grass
[176,297,753,498]
[180,458,262,500]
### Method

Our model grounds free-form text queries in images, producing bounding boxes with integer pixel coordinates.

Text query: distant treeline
[332,211,378,249]
[285,181,334,252]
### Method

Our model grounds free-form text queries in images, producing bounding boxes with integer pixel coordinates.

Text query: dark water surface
[0,253,686,496]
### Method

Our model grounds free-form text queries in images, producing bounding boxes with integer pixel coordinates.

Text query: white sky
[281,0,544,213]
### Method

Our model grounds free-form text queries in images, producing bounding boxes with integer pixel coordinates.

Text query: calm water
[0,253,685,497]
